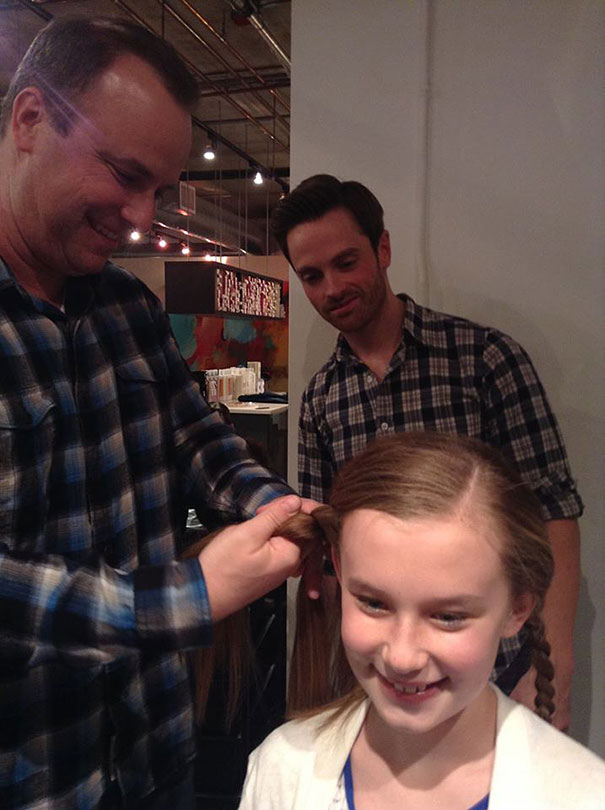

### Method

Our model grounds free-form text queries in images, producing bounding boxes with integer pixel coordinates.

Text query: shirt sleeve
[297,384,334,503]
[481,331,583,520]
[0,547,212,669]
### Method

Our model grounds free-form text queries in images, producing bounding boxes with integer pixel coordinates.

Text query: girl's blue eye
[434,613,466,629]
[356,595,386,613]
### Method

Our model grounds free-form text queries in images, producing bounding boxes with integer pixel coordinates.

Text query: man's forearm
[543,518,581,729]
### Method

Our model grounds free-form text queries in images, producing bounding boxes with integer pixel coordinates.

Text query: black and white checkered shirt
[298,294,582,682]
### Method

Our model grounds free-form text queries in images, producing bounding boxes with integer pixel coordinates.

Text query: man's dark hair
[0,16,199,137]
[271,174,385,265]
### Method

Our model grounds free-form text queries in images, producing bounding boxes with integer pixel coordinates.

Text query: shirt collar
[0,255,107,316]
[333,292,432,365]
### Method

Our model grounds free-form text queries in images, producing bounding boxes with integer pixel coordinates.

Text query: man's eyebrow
[296,247,358,275]
[100,151,152,179]
[333,247,358,261]
[99,151,176,195]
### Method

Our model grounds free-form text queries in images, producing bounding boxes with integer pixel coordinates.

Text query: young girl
[238,432,605,809]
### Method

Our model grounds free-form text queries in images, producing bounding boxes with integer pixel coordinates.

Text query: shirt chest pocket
[0,388,56,541]
[114,355,169,447]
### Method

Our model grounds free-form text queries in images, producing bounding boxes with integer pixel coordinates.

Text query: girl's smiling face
[336,508,532,740]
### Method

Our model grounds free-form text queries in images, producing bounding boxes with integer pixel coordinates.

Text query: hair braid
[526,611,556,721]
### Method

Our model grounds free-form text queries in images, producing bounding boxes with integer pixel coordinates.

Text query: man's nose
[323,272,346,300]
[121,191,156,233]
[381,620,430,676]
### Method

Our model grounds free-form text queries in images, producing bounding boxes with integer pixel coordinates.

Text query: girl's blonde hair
[288,431,555,723]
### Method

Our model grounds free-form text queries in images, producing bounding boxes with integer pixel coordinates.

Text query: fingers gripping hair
[182,509,338,726]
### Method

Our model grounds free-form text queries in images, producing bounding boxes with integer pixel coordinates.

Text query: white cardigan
[238,686,605,810]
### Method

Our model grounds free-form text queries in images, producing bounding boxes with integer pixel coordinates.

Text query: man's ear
[377,229,391,273]
[502,592,535,639]
[11,87,47,152]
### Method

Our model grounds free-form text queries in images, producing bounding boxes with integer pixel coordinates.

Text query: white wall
[289,0,604,753]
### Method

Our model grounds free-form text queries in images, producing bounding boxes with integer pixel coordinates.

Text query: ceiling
[0,0,291,257]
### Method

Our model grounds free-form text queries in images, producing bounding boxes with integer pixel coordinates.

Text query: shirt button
[366,374,373,383]
[381,422,390,432]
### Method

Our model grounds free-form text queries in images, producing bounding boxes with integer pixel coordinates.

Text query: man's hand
[257,497,324,600]
[198,495,304,622]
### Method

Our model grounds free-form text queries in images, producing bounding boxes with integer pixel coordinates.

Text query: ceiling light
[157,237,167,249]
[181,245,190,256]
[253,170,263,185]
[203,138,217,160]
[129,230,141,242]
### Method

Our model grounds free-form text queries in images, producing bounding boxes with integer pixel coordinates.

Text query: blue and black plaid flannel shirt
[0,258,291,809]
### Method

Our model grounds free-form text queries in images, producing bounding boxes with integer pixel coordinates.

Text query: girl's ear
[501,592,535,638]
[331,546,342,583]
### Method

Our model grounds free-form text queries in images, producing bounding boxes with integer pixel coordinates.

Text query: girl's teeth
[393,683,427,694]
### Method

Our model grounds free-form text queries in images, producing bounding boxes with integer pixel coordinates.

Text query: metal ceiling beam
[174,0,290,113]
[181,167,289,182]
[229,1,291,75]
[142,0,289,149]
[110,0,289,163]
[190,115,289,192]
[199,77,290,98]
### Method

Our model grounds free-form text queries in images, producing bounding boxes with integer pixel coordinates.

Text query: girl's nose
[381,621,430,677]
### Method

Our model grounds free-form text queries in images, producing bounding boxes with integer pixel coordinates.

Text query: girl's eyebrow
[346,577,487,608]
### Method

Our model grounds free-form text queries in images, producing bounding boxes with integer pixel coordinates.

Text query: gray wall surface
[287,0,604,754]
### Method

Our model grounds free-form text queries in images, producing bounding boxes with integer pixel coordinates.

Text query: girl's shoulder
[253,699,368,761]
[491,686,605,808]
[239,701,368,810]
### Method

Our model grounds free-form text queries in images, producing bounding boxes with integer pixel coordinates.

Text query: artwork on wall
[169,280,289,392]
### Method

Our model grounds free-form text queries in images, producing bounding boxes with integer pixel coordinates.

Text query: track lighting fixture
[203,139,216,160]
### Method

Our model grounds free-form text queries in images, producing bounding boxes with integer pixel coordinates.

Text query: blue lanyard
[343,755,490,810]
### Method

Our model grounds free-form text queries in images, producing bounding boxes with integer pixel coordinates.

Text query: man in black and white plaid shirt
[271,174,583,732]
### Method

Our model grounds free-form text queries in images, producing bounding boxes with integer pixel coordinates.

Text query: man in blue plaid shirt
[271,174,583,733]
[0,17,311,810]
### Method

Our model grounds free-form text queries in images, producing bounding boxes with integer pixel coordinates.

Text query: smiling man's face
[287,207,391,336]
[12,53,191,284]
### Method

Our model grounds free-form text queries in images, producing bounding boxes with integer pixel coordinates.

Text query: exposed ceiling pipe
[110,0,288,151]
[165,0,290,135]
[157,192,268,254]
[200,76,290,98]
[228,1,291,75]
[174,0,290,114]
